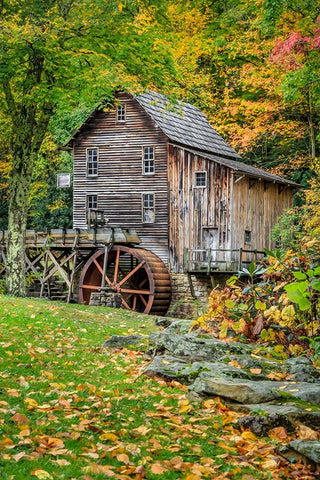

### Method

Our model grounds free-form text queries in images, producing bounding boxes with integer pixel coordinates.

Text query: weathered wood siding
[231,177,294,254]
[73,93,169,263]
[168,145,232,272]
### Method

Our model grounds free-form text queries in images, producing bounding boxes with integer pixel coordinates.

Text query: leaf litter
[0,295,318,479]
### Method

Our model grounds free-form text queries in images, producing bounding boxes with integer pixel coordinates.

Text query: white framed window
[87,194,97,210]
[117,104,126,122]
[195,171,207,187]
[86,195,98,225]
[142,193,155,223]
[143,146,155,174]
[87,148,98,176]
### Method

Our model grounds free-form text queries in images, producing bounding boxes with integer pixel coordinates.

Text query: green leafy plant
[192,240,320,357]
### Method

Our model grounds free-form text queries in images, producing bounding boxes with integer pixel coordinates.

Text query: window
[244,230,252,244]
[143,146,155,174]
[87,148,98,176]
[86,195,98,226]
[142,193,155,223]
[87,195,97,210]
[195,171,206,187]
[117,104,126,122]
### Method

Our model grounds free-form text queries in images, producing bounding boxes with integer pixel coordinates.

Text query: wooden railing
[184,248,266,273]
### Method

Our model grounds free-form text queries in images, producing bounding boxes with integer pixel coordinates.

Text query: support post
[239,248,243,271]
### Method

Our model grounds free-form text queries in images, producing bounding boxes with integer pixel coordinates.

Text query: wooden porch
[184,247,266,274]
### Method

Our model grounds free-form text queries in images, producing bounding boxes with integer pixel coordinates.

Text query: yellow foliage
[279,305,296,327]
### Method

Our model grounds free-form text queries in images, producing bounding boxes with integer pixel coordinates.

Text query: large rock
[102,335,144,348]
[278,441,320,469]
[144,355,252,384]
[190,377,320,405]
[226,403,320,430]
[149,331,252,361]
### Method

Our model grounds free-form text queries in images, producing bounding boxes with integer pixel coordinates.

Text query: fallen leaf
[241,431,257,441]
[99,432,119,442]
[296,424,319,440]
[31,469,53,479]
[11,413,30,425]
[268,426,289,442]
[249,368,262,374]
[116,453,130,465]
[261,459,278,469]
[151,463,168,474]
[13,451,25,462]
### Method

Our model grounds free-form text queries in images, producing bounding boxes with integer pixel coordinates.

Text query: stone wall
[167,272,230,319]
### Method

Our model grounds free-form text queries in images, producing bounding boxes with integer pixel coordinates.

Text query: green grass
[0,295,313,479]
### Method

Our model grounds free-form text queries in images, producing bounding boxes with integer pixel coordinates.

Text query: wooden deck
[184,247,265,274]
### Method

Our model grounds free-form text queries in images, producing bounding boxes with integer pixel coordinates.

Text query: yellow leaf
[24,398,38,409]
[0,438,15,449]
[241,431,257,441]
[162,360,170,364]
[99,432,119,442]
[249,368,262,374]
[261,459,278,470]
[31,470,53,479]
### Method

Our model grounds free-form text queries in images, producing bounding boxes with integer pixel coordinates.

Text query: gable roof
[135,91,240,160]
[66,90,298,187]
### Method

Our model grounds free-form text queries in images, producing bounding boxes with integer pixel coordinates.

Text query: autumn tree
[0,0,176,296]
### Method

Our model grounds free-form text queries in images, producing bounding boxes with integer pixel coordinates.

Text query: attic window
[87,148,98,176]
[142,193,155,223]
[143,146,155,174]
[195,171,207,187]
[117,104,126,122]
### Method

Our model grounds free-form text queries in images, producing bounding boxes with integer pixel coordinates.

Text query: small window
[195,171,206,187]
[244,230,251,244]
[117,104,126,122]
[143,146,155,174]
[87,195,97,211]
[142,193,155,223]
[87,148,98,176]
[86,195,98,225]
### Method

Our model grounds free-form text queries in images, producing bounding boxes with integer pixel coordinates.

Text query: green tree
[0,0,176,296]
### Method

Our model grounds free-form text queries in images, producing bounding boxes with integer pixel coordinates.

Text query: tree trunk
[5,137,35,296]
[6,167,30,296]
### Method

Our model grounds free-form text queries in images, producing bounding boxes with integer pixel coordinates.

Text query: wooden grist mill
[0,216,172,316]
[0,91,298,317]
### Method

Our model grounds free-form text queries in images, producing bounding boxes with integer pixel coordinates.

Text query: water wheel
[78,245,171,315]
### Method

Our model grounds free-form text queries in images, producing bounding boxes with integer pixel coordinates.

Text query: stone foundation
[167,272,231,319]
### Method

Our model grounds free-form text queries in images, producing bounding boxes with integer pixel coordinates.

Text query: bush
[192,239,320,359]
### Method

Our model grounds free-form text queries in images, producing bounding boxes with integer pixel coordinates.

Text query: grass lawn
[0,295,316,479]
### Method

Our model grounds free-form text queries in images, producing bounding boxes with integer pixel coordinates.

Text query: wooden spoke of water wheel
[78,245,171,315]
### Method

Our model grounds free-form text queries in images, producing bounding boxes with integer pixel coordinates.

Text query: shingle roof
[135,91,241,160]
[186,149,299,186]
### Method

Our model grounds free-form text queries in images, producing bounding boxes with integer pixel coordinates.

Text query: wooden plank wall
[168,145,232,272]
[231,177,294,254]
[73,93,169,264]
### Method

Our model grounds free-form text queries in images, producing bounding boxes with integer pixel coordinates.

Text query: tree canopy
[0,0,319,295]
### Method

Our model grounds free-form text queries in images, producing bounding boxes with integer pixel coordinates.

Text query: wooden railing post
[239,248,243,271]
[207,248,211,274]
